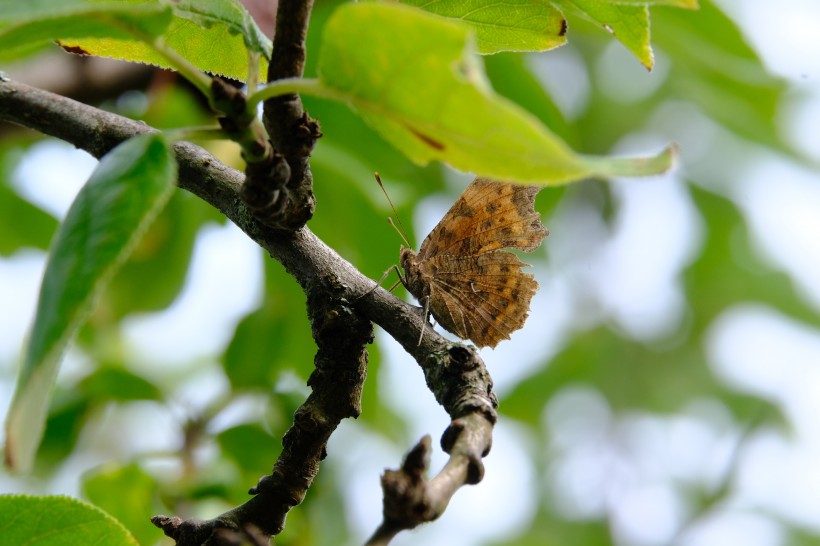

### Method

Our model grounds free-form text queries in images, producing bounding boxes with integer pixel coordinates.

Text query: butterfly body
[399,178,547,348]
[400,248,428,303]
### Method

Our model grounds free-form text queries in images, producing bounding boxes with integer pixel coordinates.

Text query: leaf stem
[148,37,213,97]
[580,143,677,178]
[246,78,344,110]
[247,51,261,97]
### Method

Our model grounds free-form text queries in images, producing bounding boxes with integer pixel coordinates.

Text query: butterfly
[393,177,548,348]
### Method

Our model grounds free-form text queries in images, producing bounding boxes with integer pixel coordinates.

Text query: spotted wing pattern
[416,178,547,261]
[421,252,539,348]
[404,178,548,349]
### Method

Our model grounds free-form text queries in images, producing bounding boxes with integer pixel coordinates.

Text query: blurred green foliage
[1,0,817,545]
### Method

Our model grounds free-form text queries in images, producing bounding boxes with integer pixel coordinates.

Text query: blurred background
[1,0,819,545]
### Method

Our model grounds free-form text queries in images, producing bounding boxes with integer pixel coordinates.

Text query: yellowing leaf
[0,0,271,82]
[610,0,698,7]
[397,0,568,54]
[315,3,673,185]
[59,0,272,80]
[0,0,172,55]
[554,0,654,69]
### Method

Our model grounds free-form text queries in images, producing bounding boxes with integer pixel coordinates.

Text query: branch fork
[2,0,499,533]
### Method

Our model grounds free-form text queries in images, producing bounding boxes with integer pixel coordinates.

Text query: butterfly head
[399,247,417,277]
[399,247,425,299]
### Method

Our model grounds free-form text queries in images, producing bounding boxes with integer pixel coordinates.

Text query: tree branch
[366,411,494,545]
[265,0,313,150]
[242,0,319,229]
[153,294,372,543]
[0,78,496,545]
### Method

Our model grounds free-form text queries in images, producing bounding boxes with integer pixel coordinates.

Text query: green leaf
[0,182,58,255]
[217,423,280,474]
[397,0,567,54]
[4,133,177,473]
[36,394,91,470]
[0,0,172,55]
[103,192,212,318]
[554,0,701,70]
[223,259,315,390]
[0,494,138,546]
[608,0,698,6]
[553,0,653,69]
[652,1,788,152]
[316,3,672,185]
[169,0,272,59]
[82,463,160,546]
[58,0,270,82]
[683,185,820,334]
[78,367,163,401]
[484,53,575,144]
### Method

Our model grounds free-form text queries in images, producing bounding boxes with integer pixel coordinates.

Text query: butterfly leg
[357,265,404,300]
[417,294,431,346]
[386,278,402,293]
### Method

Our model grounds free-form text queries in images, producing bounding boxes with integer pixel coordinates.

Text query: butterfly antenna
[375,172,412,248]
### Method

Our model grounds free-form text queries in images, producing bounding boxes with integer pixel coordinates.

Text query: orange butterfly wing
[417,178,546,261]
[406,178,548,348]
[421,252,540,348]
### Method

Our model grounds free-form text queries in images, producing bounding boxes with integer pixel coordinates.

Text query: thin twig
[248,0,319,230]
